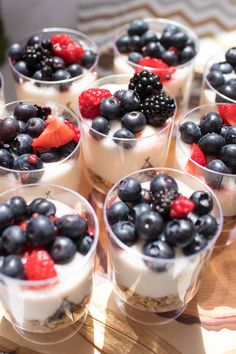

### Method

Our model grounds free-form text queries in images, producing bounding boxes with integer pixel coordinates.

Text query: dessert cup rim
[113,17,199,71]
[103,167,223,264]
[203,50,236,104]
[8,27,99,85]
[0,183,99,285]
[177,103,236,178]
[0,99,81,174]
[78,73,176,140]
[0,72,4,94]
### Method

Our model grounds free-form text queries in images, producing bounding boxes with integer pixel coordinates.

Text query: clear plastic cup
[0,100,80,192]
[113,18,199,124]
[79,74,176,195]
[104,167,223,325]
[0,72,5,110]
[8,28,99,114]
[0,184,99,344]
[200,51,236,106]
[175,103,236,245]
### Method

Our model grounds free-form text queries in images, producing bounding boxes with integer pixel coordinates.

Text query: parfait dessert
[114,18,198,122]
[8,28,98,113]
[0,184,99,344]
[104,168,222,324]
[0,100,80,192]
[79,71,176,194]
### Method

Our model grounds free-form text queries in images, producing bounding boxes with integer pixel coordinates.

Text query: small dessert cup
[0,100,80,192]
[0,184,99,344]
[114,18,199,123]
[104,167,222,325]
[0,72,5,110]
[79,74,176,195]
[176,103,236,245]
[8,28,99,114]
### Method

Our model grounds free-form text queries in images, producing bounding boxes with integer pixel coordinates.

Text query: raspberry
[64,121,80,142]
[137,57,175,82]
[50,34,84,64]
[190,143,206,166]
[128,70,163,99]
[170,196,195,218]
[24,250,57,280]
[79,88,112,119]
[218,104,236,126]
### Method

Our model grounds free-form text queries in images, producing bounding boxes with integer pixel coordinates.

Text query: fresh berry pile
[206,47,236,102]
[79,71,175,148]
[180,106,236,186]
[0,102,80,183]
[116,20,197,82]
[107,173,218,267]
[8,33,97,85]
[0,197,94,280]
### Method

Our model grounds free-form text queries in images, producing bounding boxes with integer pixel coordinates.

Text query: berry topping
[206,71,225,89]
[121,111,147,133]
[196,214,218,240]
[183,234,208,255]
[190,191,213,216]
[64,120,80,143]
[32,118,75,149]
[119,90,140,112]
[0,204,14,231]
[129,203,152,222]
[189,143,206,166]
[107,201,129,225]
[2,226,26,254]
[113,129,136,149]
[55,214,88,239]
[29,198,56,216]
[26,215,56,246]
[220,144,236,168]
[118,177,142,203]
[150,173,178,194]
[128,20,149,36]
[137,57,175,82]
[0,255,24,279]
[200,112,222,135]
[111,221,137,246]
[218,104,236,126]
[143,240,174,259]
[152,188,180,215]
[7,196,28,222]
[170,196,195,218]
[0,149,14,169]
[225,47,236,66]
[0,118,20,142]
[11,134,33,155]
[90,116,110,140]
[82,49,97,69]
[99,96,121,120]
[128,70,163,98]
[79,88,112,119]
[76,235,94,255]
[198,133,225,156]
[50,34,84,64]
[24,250,57,280]
[180,121,201,144]
[50,236,77,264]
[165,219,196,247]
[135,211,164,241]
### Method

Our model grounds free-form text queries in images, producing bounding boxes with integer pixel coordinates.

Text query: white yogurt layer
[82,83,173,185]
[0,200,94,324]
[15,70,97,114]
[111,179,202,300]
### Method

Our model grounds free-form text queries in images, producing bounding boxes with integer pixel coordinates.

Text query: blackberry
[140,93,176,126]
[22,40,54,75]
[152,188,180,216]
[128,71,162,99]
[35,105,52,120]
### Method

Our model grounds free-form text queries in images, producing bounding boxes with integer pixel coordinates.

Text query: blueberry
[40,149,60,162]
[113,90,126,101]
[220,125,229,138]
[28,198,44,213]
[205,159,230,188]
[143,240,174,259]
[143,42,165,58]
[33,70,43,80]
[82,49,97,69]
[120,90,140,112]
[118,177,142,203]
[67,64,82,77]
[29,198,56,216]
[27,34,43,45]
[183,234,208,255]
[180,46,196,63]
[14,154,44,183]
[190,191,213,216]
[14,103,38,122]
[0,118,20,142]
[121,111,146,133]
[128,52,143,63]
[220,144,236,168]
[196,215,218,240]
[51,56,66,70]
[59,140,77,157]
[129,203,152,222]
[111,221,136,246]
[7,196,28,222]
[200,112,222,135]
[160,31,173,48]
[225,47,236,66]
[185,38,196,49]
[206,71,225,89]
[52,69,71,81]
[90,116,110,140]
[26,215,55,246]
[136,211,163,241]
[24,117,45,138]
[163,24,180,34]
[165,219,196,247]
[227,78,236,88]
[150,173,178,194]
[107,201,129,225]
[217,84,236,100]
[211,62,234,74]
[113,128,136,149]
[161,50,178,66]
[172,31,188,49]
[224,126,236,144]
[180,121,201,144]
[0,149,14,169]
[116,35,131,53]
[8,43,22,61]
[99,96,121,120]
[14,61,31,76]
[129,35,142,52]
[128,20,149,36]
[50,236,76,264]
[77,235,94,255]
[11,134,33,155]
[141,31,158,45]
[2,226,26,254]
[55,214,88,239]
[0,204,14,231]
[198,133,225,155]
[17,120,26,133]
[0,255,24,279]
